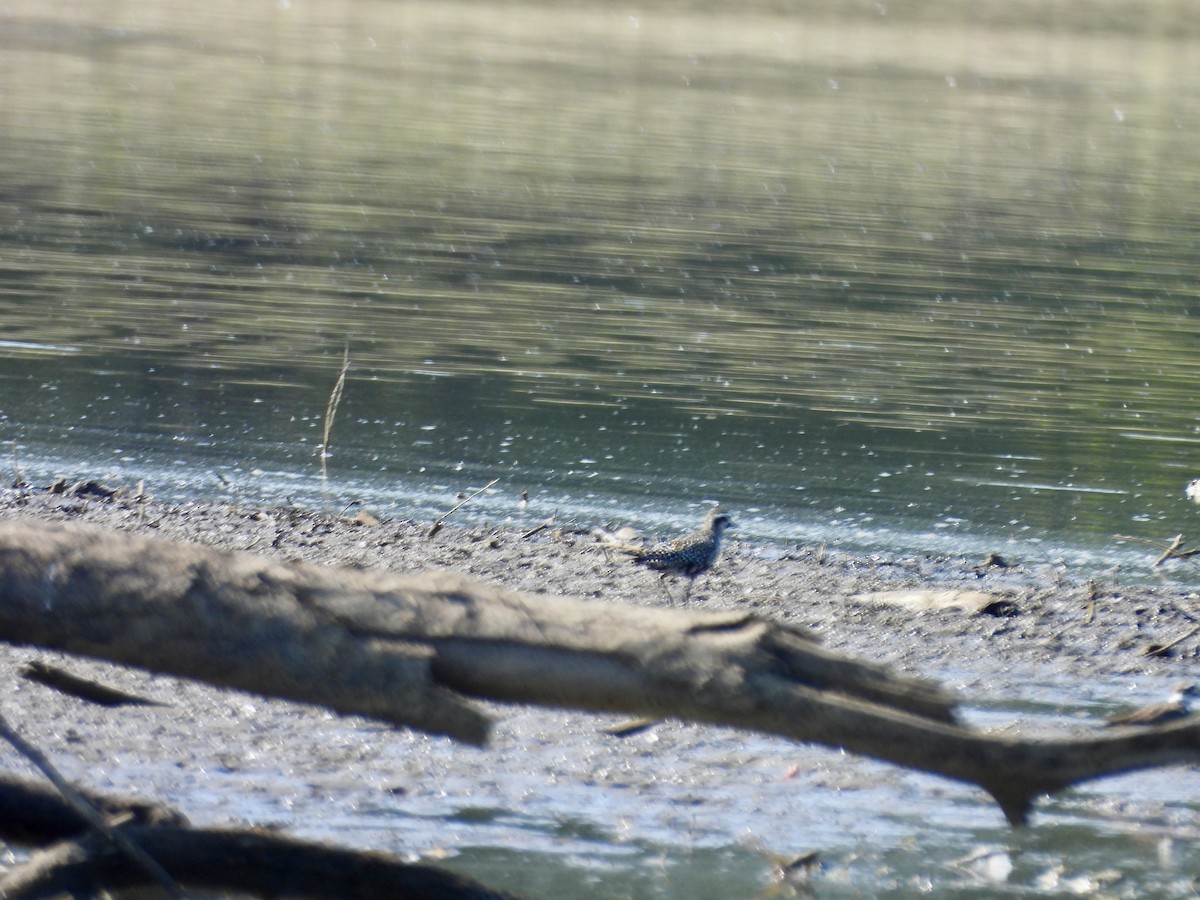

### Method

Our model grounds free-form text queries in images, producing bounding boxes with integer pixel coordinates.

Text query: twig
[135,479,148,525]
[21,661,167,708]
[428,478,499,538]
[1115,533,1200,567]
[1144,623,1200,658]
[1084,580,1099,625]
[520,516,555,540]
[0,710,188,899]
[9,439,24,488]
[1156,534,1187,566]
[601,716,658,738]
[319,346,350,490]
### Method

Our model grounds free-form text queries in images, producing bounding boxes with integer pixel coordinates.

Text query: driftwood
[0,773,184,845]
[0,780,520,900]
[0,706,189,898]
[0,519,1198,831]
[3,826,523,900]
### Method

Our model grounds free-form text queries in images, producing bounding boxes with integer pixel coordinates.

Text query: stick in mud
[20,661,167,708]
[428,478,499,538]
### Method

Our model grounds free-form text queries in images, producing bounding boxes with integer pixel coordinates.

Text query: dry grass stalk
[319,346,350,492]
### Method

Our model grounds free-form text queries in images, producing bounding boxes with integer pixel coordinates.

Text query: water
[5,2,1200,578]
[3,0,1200,894]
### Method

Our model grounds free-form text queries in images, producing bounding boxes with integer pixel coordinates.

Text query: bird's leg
[660,576,676,604]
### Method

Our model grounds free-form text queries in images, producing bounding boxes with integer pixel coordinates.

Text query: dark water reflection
[4,0,1200,892]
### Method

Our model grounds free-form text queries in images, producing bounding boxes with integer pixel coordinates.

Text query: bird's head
[706,507,735,535]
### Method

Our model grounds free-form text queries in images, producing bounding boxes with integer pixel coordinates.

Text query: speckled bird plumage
[620,508,735,596]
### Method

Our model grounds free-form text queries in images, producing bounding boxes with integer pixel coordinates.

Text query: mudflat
[0,485,1197,890]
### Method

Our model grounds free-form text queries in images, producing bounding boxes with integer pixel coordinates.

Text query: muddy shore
[1,484,1197,893]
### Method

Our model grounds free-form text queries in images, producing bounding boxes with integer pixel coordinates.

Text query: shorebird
[1104,683,1199,728]
[612,507,735,600]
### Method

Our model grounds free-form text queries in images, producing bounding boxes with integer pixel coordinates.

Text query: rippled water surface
[3,0,1200,894]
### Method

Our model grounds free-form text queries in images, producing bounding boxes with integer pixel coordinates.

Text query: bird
[1187,479,1200,503]
[1104,683,1199,728]
[611,507,735,601]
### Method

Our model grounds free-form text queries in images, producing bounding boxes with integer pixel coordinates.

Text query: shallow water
[5,1,1200,583]
[3,0,1200,894]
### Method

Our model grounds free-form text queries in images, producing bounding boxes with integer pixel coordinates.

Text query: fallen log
[0,519,955,740]
[0,774,184,845]
[0,735,521,900]
[1,819,524,900]
[0,518,1197,826]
